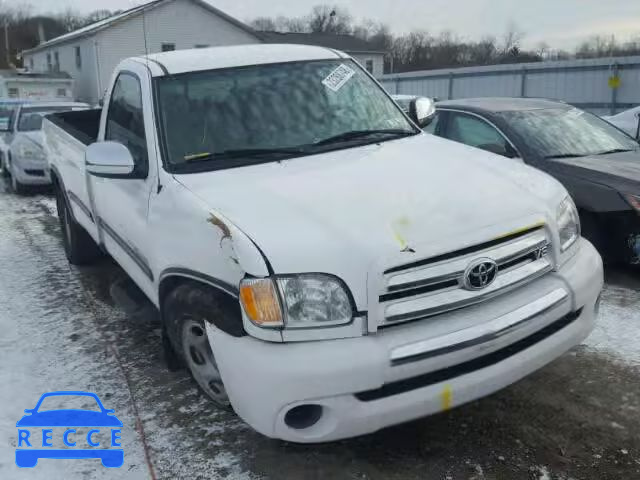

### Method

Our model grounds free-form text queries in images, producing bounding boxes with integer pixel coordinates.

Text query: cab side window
[105,73,148,175]
[447,112,514,157]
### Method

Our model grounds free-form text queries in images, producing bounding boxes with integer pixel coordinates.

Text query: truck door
[90,65,157,297]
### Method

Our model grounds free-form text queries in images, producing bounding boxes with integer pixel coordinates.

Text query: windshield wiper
[184,147,306,162]
[313,129,416,146]
[544,153,585,159]
[593,148,636,156]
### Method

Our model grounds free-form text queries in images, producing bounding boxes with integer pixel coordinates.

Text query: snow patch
[584,284,640,366]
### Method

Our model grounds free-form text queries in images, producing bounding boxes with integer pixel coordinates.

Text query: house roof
[0,69,72,79]
[22,0,260,55]
[259,32,386,54]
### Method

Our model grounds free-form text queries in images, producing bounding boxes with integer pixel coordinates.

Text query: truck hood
[12,131,45,153]
[17,131,45,148]
[176,134,564,307]
[550,150,640,193]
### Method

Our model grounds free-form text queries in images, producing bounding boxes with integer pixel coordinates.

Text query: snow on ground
[0,194,149,479]
[0,192,252,479]
[584,283,640,366]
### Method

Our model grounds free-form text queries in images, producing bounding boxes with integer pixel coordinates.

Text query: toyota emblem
[463,258,498,290]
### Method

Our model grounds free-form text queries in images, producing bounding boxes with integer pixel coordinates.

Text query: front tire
[55,185,102,265]
[164,283,235,408]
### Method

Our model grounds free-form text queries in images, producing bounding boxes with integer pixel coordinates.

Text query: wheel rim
[181,318,230,406]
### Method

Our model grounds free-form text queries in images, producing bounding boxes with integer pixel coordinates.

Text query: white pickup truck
[44,44,603,443]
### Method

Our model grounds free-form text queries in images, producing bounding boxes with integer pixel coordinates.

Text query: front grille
[378,226,553,327]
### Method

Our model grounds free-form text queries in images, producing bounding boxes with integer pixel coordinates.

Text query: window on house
[161,43,176,52]
[75,46,82,69]
[57,88,67,98]
[46,53,52,71]
[365,60,374,74]
[8,87,19,98]
[194,44,209,49]
[54,51,60,72]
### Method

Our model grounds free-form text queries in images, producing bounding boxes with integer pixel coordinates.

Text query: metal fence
[379,55,640,115]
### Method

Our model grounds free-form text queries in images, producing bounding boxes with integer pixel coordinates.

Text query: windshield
[0,104,18,131]
[157,59,415,170]
[18,106,80,132]
[498,107,639,159]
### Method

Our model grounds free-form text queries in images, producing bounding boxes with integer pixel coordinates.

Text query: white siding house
[261,32,386,77]
[22,0,261,104]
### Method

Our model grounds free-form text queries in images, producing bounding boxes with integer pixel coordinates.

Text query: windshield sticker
[322,64,355,92]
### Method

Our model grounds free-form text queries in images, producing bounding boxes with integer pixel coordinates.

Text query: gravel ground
[0,183,638,480]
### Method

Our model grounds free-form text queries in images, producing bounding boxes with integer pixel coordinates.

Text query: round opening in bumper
[284,404,323,430]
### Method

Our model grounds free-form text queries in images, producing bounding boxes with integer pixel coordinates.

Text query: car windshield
[18,106,78,132]
[37,395,101,412]
[497,107,639,159]
[157,59,415,170]
[0,104,18,131]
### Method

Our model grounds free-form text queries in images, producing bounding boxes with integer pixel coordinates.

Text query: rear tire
[163,283,235,408]
[0,152,8,178]
[55,184,102,265]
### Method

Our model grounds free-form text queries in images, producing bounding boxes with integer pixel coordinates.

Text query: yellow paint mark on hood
[493,221,545,241]
[391,216,411,251]
[441,385,453,411]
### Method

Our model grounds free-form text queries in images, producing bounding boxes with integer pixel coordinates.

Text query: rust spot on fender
[207,213,232,244]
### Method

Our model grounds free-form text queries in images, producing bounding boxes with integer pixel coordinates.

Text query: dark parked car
[421,97,640,264]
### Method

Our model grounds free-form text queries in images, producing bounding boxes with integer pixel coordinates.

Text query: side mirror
[86,141,135,178]
[24,409,34,414]
[409,97,436,128]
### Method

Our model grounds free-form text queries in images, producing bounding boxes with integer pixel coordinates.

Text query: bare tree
[83,9,115,26]
[250,16,276,31]
[468,36,498,65]
[501,21,525,55]
[308,5,352,34]
[535,41,550,59]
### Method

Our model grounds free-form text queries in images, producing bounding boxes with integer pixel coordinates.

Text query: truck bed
[45,109,101,146]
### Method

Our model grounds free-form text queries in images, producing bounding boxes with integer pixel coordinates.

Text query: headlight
[16,143,45,160]
[624,193,640,213]
[239,274,353,329]
[557,196,580,252]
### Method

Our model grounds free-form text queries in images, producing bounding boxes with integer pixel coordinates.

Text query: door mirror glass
[86,141,135,178]
[409,97,436,128]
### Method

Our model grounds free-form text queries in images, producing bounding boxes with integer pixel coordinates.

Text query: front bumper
[12,156,51,185]
[207,238,603,443]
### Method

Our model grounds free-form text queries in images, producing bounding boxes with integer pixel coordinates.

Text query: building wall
[23,0,260,104]
[351,53,384,77]
[380,55,640,115]
[23,37,97,104]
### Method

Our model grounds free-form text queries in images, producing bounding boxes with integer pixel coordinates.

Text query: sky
[11,0,640,50]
